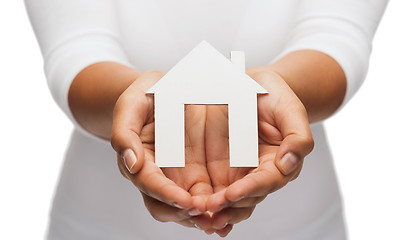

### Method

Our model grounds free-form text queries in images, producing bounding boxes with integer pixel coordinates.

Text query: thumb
[112,129,145,175]
[111,71,162,174]
[111,89,152,175]
[275,134,314,176]
[272,93,314,177]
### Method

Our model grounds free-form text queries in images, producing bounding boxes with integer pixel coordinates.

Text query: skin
[109,71,213,229]
[68,50,346,237]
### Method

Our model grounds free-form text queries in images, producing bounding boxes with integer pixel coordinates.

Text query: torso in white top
[25,0,387,239]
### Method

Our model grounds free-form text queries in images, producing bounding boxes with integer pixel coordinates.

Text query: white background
[0,1,414,239]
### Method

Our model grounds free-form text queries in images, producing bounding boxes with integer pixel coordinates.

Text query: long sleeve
[25,0,132,137]
[274,0,388,109]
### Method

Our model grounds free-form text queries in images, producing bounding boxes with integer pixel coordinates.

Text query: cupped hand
[110,68,314,236]
[201,67,314,237]
[111,71,213,229]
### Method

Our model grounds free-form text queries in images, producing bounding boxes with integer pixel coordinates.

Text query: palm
[202,70,312,236]
[205,105,252,197]
[113,72,213,228]
[137,103,212,213]
[202,100,280,234]
[114,70,312,235]
[205,95,283,210]
[160,105,212,205]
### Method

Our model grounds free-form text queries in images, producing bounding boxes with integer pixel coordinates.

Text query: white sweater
[26,0,387,239]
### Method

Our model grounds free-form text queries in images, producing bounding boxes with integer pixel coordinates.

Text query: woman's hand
[201,68,314,237]
[110,67,315,236]
[72,50,342,237]
[111,71,213,229]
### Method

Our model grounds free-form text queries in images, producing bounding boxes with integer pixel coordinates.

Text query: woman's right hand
[111,71,213,230]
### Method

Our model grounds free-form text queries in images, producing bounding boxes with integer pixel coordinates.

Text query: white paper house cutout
[147,41,268,167]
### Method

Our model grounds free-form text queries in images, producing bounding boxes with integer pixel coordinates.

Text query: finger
[142,193,192,223]
[188,213,213,231]
[111,71,163,174]
[211,207,255,230]
[168,104,212,213]
[206,105,249,211]
[184,104,212,210]
[116,154,130,179]
[206,189,227,212]
[131,159,194,209]
[215,224,234,238]
[112,135,145,175]
[275,135,313,176]
[207,189,265,212]
[205,228,216,235]
[205,105,231,189]
[112,100,147,175]
[143,193,210,230]
[116,148,193,209]
[271,92,314,175]
[291,168,301,181]
[255,71,314,175]
[163,164,212,214]
[189,181,213,214]
[229,196,266,208]
[224,159,287,201]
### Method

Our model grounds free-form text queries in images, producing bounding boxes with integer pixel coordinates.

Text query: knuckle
[269,178,283,193]
[110,132,121,152]
[119,92,140,106]
[301,135,315,153]
[110,130,125,152]
[290,135,314,156]
[307,137,315,151]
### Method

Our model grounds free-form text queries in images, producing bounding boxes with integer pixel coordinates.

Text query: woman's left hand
[200,67,314,237]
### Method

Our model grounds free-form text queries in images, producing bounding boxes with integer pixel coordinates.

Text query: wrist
[68,62,141,139]
[264,50,346,122]
[246,66,304,104]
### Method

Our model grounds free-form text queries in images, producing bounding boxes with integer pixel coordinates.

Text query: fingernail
[188,208,202,216]
[279,152,300,175]
[205,228,215,235]
[234,195,245,202]
[172,202,184,209]
[194,223,202,230]
[122,149,136,174]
